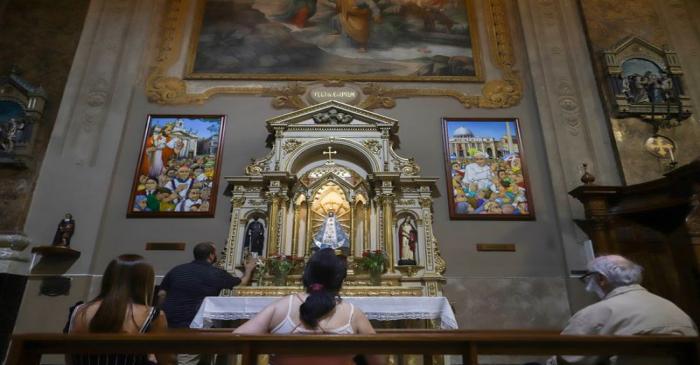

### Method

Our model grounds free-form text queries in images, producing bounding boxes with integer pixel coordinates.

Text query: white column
[23,0,157,274]
[518,0,622,273]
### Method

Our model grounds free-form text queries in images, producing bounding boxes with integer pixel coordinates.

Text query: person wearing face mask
[158,242,256,365]
[547,255,697,365]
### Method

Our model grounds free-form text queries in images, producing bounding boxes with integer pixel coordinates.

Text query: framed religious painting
[127,115,226,218]
[441,118,535,220]
[184,0,483,82]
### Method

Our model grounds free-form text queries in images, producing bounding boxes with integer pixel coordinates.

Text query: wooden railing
[7,331,700,365]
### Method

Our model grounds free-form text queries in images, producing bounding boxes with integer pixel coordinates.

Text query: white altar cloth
[190,296,458,330]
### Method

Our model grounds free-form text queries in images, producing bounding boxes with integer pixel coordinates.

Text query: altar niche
[241,213,266,259]
[223,101,445,296]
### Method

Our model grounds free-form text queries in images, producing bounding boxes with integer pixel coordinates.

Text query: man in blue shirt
[159,242,255,365]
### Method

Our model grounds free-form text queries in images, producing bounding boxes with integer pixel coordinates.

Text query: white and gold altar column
[266,193,281,255]
[363,202,371,253]
[382,195,395,273]
[292,195,308,257]
[419,182,446,281]
[224,195,245,272]
[266,198,286,256]
[305,208,313,256]
[376,178,396,273]
[292,204,300,257]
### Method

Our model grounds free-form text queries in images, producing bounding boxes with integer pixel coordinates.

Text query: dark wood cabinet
[570,160,700,323]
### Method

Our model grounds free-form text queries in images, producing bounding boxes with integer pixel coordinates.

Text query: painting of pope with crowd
[128,115,225,217]
[442,118,534,220]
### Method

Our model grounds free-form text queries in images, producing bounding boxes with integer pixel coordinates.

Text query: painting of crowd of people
[442,118,534,220]
[128,115,225,217]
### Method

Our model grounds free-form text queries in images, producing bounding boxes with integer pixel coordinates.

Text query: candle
[669,148,675,163]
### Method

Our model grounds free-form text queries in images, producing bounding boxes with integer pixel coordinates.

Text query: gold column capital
[231,197,246,208]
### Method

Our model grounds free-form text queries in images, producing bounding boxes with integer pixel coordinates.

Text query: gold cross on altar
[323,146,337,163]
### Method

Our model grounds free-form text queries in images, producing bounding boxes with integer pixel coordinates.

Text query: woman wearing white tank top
[234,248,383,365]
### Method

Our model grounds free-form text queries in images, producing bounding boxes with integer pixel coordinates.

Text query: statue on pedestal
[52,213,75,247]
[243,217,265,256]
[313,210,349,250]
[398,216,417,265]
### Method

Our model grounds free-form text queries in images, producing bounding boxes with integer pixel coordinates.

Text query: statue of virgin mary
[313,210,349,249]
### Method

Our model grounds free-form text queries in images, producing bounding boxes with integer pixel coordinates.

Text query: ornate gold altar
[223,101,445,297]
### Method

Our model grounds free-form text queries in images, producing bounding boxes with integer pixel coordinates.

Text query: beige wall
[579,0,700,184]
[11,0,655,336]
[0,0,89,231]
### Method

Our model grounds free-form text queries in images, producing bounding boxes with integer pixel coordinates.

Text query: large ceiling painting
[185,0,483,82]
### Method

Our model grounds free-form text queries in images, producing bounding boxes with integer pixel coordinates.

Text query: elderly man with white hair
[548,255,697,365]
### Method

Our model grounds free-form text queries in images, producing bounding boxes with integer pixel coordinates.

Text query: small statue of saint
[313,210,349,250]
[243,217,265,256]
[52,213,75,247]
[398,216,417,265]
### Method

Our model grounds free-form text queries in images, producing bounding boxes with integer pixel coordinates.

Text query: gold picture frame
[184,0,484,82]
[146,0,521,109]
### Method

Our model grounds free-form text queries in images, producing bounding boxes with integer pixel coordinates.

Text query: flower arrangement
[263,255,303,286]
[359,249,387,274]
[266,255,295,275]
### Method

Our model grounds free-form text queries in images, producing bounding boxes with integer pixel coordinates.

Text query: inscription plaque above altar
[307,85,361,106]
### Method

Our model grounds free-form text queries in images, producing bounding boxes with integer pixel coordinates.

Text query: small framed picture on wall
[127,115,225,218]
[442,118,535,220]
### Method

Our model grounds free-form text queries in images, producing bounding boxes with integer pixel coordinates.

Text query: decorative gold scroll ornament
[146,0,521,110]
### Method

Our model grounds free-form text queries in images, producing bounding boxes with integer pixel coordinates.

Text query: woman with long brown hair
[68,254,172,365]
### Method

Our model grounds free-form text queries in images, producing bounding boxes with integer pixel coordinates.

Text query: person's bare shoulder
[269,294,294,311]
[132,303,152,317]
[151,310,169,332]
[78,302,100,320]
[352,307,376,334]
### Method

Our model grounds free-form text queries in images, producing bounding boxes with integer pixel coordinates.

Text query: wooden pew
[7,331,700,365]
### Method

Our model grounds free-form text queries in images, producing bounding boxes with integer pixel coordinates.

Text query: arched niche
[241,210,267,259]
[0,68,47,166]
[285,139,379,176]
[396,212,419,266]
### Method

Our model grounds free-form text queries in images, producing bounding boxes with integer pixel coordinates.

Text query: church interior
[1,0,700,364]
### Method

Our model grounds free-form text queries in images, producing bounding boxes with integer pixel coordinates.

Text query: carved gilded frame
[184,0,484,82]
[146,0,521,109]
